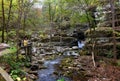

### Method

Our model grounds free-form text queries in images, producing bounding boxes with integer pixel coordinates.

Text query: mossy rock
[85,27,120,37]
[51,36,74,43]
[51,36,60,42]
[60,57,74,68]
[40,38,49,42]
[62,37,74,43]
[85,43,120,58]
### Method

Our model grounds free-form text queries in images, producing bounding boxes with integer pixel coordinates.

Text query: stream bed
[36,56,72,81]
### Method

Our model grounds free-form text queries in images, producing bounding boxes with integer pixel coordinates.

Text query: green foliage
[9,60,27,81]
[10,75,18,81]
[10,69,25,80]
[1,46,17,55]
[2,54,19,68]
[117,60,120,66]
[42,0,100,29]
[0,50,28,81]
[10,46,17,51]
[0,0,42,42]
[0,54,26,80]
[0,31,7,37]
[8,30,16,36]
[114,31,120,37]
[105,50,113,58]
[57,78,65,81]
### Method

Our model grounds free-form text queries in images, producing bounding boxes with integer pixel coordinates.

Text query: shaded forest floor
[56,55,120,81]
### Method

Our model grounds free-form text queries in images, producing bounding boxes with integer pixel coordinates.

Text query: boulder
[0,43,10,51]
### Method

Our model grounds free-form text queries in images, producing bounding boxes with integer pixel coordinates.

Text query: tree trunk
[92,40,96,67]
[84,0,96,67]
[1,0,5,43]
[23,12,27,33]
[110,0,117,59]
[60,1,63,44]
[16,0,22,59]
[6,0,13,43]
[48,2,52,46]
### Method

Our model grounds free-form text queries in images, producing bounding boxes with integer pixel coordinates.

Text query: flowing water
[36,56,72,81]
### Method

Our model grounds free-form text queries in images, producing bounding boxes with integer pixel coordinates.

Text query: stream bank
[57,56,120,81]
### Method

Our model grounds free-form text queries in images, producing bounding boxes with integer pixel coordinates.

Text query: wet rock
[64,47,72,50]
[73,63,78,67]
[45,52,53,55]
[52,50,57,54]
[68,67,80,71]
[31,61,38,64]
[79,67,86,71]
[30,64,39,71]
[28,71,38,75]
[36,50,40,54]
[63,70,72,76]
[32,47,37,53]
[39,48,45,54]
[72,46,78,49]
[56,46,64,52]
[34,53,39,57]
[38,60,44,64]
[20,49,25,54]
[76,64,81,67]
[32,56,37,61]
[27,74,38,80]
[62,66,69,71]
[63,50,79,56]
[53,71,59,75]
[39,65,47,69]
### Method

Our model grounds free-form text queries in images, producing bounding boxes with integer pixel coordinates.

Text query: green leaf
[57,78,65,81]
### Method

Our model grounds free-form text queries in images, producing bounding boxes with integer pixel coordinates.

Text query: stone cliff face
[84,26,120,58]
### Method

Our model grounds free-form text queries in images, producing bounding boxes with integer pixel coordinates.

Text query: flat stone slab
[0,67,13,81]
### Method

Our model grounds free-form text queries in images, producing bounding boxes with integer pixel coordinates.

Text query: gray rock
[38,60,44,64]
[72,46,78,49]
[63,50,79,56]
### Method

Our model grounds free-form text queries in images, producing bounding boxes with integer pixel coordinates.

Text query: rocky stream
[30,41,80,81]
[21,32,120,81]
